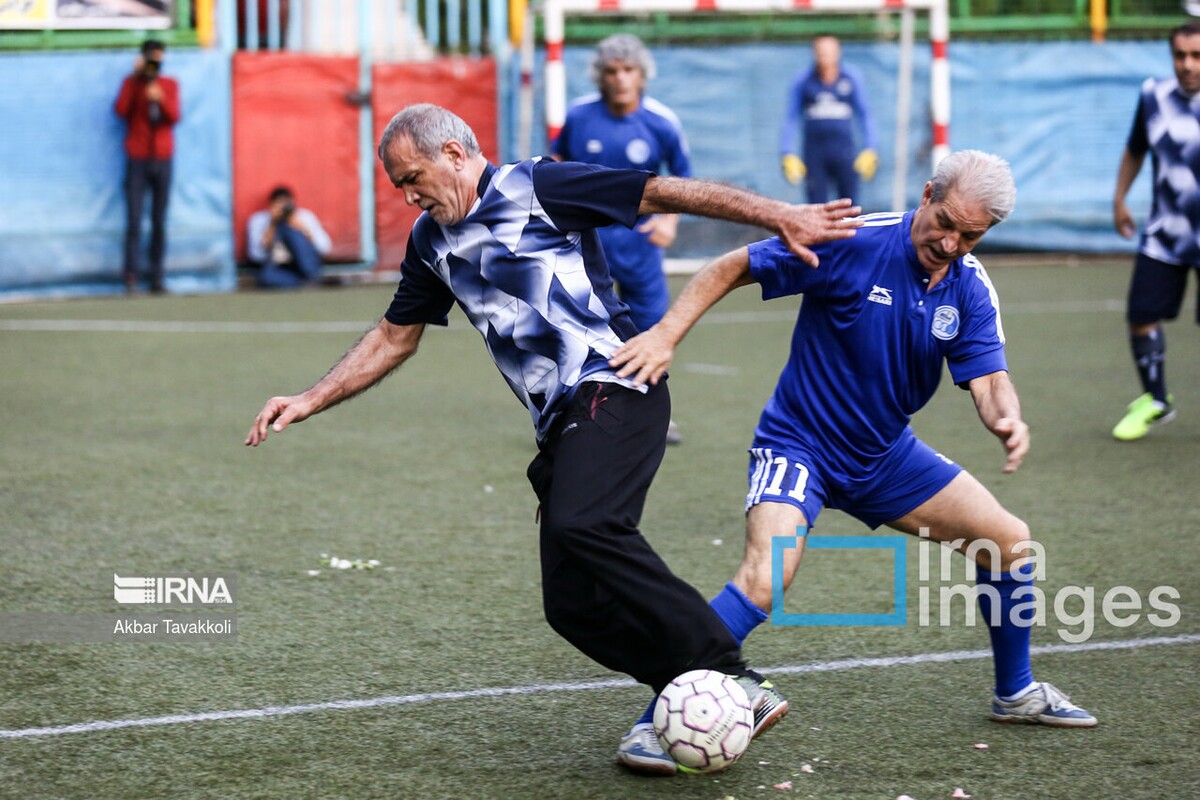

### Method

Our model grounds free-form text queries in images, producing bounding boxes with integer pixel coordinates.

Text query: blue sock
[636,695,657,725]
[710,581,768,646]
[976,563,1037,699]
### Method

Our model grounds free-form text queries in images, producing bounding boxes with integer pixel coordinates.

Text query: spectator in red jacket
[114,40,181,294]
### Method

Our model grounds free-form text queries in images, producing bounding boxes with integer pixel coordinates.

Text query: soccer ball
[653,669,754,773]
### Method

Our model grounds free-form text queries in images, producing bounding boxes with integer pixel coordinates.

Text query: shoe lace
[633,724,664,754]
[1039,682,1081,712]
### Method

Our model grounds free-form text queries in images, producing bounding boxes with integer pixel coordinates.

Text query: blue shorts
[743,430,962,529]
[1128,252,1200,325]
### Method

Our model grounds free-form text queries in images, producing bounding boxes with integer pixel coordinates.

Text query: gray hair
[589,34,656,85]
[929,150,1017,224]
[377,103,481,162]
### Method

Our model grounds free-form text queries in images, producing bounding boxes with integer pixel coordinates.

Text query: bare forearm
[972,371,1022,432]
[305,322,420,412]
[1114,149,1144,205]
[639,176,790,229]
[657,249,752,345]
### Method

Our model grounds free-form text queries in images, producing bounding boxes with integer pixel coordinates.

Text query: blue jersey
[552,94,691,178]
[384,159,650,441]
[551,95,690,257]
[748,212,1007,470]
[1126,77,1200,266]
[778,66,877,160]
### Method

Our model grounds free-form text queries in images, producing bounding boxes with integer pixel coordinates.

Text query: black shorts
[1127,252,1200,325]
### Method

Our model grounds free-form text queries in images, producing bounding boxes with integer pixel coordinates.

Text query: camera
[280,200,296,221]
[139,59,161,81]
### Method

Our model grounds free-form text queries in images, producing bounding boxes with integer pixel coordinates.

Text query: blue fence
[0,50,233,299]
[518,39,1160,255]
[0,38,1169,299]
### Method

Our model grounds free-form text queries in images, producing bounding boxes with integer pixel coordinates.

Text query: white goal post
[541,0,950,210]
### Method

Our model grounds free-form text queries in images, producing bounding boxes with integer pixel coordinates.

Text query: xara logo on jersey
[931,305,961,340]
[867,285,893,306]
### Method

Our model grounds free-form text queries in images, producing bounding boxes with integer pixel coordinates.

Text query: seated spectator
[246,186,332,288]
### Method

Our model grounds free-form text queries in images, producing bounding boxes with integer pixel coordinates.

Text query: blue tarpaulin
[0,50,234,300]
[525,39,1162,256]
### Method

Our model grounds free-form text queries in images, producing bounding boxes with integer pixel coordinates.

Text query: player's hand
[1113,201,1137,239]
[854,149,879,182]
[637,214,678,248]
[781,154,806,186]
[244,394,316,446]
[992,417,1029,474]
[778,199,862,267]
[609,325,676,387]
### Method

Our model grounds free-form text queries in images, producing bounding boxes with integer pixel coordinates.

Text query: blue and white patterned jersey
[1126,77,1200,266]
[384,159,649,441]
[748,212,1007,471]
[778,66,877,160]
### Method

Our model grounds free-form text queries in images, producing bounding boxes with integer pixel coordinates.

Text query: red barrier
[371,58,498,270]
[232,52,361,263]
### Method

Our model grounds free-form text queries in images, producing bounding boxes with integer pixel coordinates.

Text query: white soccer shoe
[990,681,1097,727]
[615,721,676,776]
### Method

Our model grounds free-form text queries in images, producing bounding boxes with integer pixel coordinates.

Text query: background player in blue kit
[245,104,861,774]
[613,151,1097,746]
[779,34,879,204]
[1110,21,1200,441]
[552,34,691,442]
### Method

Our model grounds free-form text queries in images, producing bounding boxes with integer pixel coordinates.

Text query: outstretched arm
[244,320,426,446]
[609,247,753,386]
[968,370,1029,474]
[638,175,860,267]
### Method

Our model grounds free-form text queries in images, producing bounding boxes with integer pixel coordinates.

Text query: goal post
[541,0,950,210]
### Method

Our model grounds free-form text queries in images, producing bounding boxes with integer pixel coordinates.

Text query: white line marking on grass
[0,300,1125,335]
[2,633,1195,741]
[681,362,740,376]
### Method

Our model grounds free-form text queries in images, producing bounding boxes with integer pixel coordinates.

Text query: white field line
[0,300,1125,335]
[1,632,1195,741]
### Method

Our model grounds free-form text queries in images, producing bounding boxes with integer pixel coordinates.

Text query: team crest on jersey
[625,138,651,165]
[931,305,960,340]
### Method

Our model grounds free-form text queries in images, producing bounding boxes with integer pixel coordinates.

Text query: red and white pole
[544,0,567,144]
[929,0,950,167]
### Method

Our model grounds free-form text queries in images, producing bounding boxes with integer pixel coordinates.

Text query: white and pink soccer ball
[653,669,754,773]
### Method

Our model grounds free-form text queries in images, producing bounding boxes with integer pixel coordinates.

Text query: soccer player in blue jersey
[552,34,692,442]
[612,151,1097,763]
[1110,20,1200,440]
[779,34,879,204]
[244,104,861,773]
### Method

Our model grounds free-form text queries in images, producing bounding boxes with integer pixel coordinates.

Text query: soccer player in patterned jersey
[552,34,692,442]
[245,104,861,774]
[1110,20,1200,440]
[612,152,1097,766]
